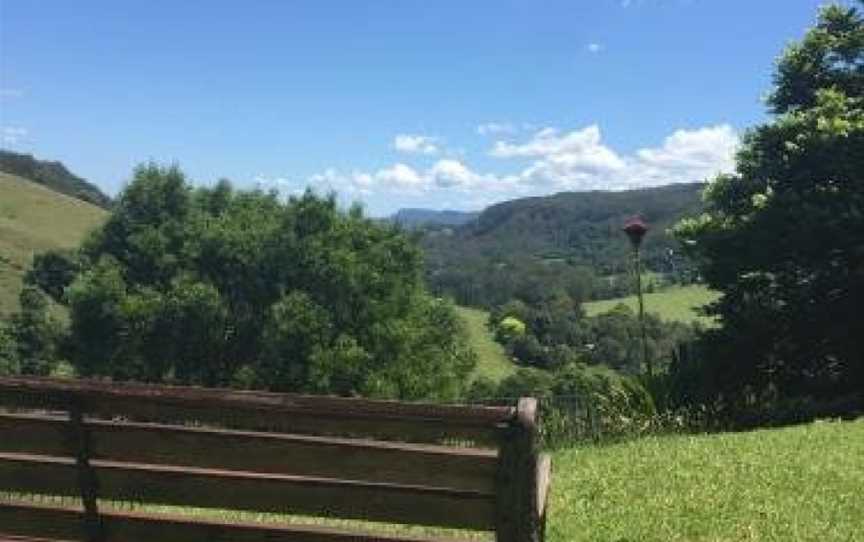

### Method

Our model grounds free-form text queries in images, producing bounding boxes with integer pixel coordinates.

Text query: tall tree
[58,163,476,399]
[675,3,864,401]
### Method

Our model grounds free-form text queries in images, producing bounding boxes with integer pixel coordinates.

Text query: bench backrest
[0,377,550,542]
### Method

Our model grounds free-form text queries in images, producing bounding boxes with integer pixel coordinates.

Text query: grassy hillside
[548,418,864,541]
[584,284,720,325]
[0,150,112,208]
[0,172,108,316]
[455,305,515,382]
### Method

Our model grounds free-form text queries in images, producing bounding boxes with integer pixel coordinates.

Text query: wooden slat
[0,501,474,542]
[0,412,497,492]
[0,377,513,444]
[536,453,552,519]
[0,453,495,531]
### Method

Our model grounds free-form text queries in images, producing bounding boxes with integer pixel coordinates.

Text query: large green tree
[46,164,476,400]
[675,3,864,401]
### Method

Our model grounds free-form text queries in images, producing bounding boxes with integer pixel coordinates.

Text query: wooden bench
[0,376,551,542]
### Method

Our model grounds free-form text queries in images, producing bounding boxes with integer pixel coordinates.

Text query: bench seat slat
[0,453,495,531]
[0,412,497,493]
[0,501,476,542]
[0,377,512,444]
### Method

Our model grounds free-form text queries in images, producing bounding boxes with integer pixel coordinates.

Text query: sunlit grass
[583,284,720,325]
[455,305,516,382]
[547,418,864,541]
[0,173,107,317]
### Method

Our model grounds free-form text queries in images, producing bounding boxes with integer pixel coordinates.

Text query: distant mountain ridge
[441,182,704,269]
[0,150,112,208]
[420,182,707,306]
[390,208,479,227]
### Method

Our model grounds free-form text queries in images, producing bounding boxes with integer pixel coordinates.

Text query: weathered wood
[536,453,552,520]
[494,397,543,542]
[0,377,512,444]
[0,452,495,530]
[0,377,549,541]
[0,412,497,492]
[0,501,473,542]
[66,400,104,542]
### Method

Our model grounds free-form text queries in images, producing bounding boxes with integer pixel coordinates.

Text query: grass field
[455,305,516,382]
[0,172,107,317]
[548,418,864,541]
[583,284,720,325]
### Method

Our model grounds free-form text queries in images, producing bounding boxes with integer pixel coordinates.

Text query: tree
[58,163,476,399]
[675,3,864,402]
[8,286,58,375]
[0,325,18,376]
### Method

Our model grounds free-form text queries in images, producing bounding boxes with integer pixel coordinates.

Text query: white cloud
[281,124,738,214]
[393,134,439,155]
[1,126,28,145]
[586,43,604,53]
[476,122,517,136]
[491,125,627,174]
[373,163,426,188]
[489,123,737,191]
[635,124,737,175]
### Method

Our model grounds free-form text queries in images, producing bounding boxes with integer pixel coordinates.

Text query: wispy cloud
[476,122,517,136]
[1,126,28,145]
[586,43,604,54]
[393,134,440,155]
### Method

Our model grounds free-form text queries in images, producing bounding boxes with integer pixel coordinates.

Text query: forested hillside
[422,182,704,307]
[0,150,112,208]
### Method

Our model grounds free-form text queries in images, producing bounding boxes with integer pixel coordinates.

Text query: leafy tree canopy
[48,164,476,399]
[675,2,864,400]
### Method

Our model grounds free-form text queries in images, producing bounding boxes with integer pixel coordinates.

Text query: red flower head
[623,215,649,247]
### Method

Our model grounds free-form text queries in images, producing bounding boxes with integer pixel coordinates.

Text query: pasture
[456,305,516,382]
[583,284,720,325]
[0,173,107,316]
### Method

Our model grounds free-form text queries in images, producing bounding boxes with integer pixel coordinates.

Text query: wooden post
[67,395,104,542]
[495,397,543,542]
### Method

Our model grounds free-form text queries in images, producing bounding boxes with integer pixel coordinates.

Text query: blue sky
[0,0,836,215]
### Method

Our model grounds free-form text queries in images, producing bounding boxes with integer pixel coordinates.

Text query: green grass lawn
[0,173,107,317]
[548,418,864,541]
[455,305,516,382]
[583,284,720,325]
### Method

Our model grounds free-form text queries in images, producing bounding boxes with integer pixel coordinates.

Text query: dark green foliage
[55,163,476,399]
[7,286,58,375]
[423,183,704,308]
[25,249,81,303]
[675,3,864,406]
[0,149,112,208]
[489,294,695,374]
[0,325,18,376]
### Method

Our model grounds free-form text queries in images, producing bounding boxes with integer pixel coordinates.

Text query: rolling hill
[421,182,706,307]
[424,182,704,273]
[0,172,108,316]
[0,150,112,209]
